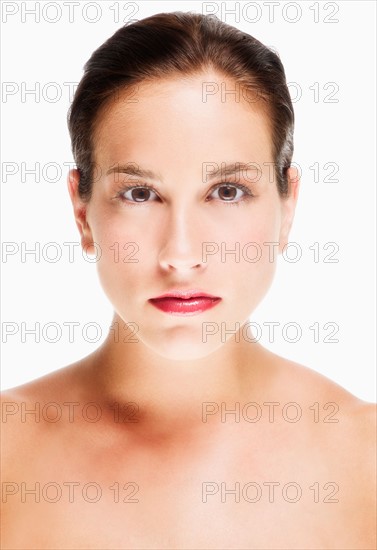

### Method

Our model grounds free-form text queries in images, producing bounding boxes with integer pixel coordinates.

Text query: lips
[149,291,221,316]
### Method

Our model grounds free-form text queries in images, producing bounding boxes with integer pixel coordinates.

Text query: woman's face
[69,71,299,360]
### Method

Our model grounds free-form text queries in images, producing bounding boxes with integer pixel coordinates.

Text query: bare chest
[2,440,363,549]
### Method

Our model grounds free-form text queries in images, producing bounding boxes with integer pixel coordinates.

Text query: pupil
[220,186,236,200]
[132,188,150,202]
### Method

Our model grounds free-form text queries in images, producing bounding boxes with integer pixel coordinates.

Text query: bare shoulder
[269,350,375,414]
[0,351,99,405]
[1,359,88,401]
[271,353,376,535]
[264,349,376,461]
[1,361,90,471]
[271,354,376,485]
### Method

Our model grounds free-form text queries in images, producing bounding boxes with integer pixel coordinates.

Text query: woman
[1,11,375,549]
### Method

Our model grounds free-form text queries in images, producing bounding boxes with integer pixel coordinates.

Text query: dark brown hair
[68,11,294,201]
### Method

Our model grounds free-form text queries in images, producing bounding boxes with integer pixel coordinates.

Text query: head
[67,12,300,361]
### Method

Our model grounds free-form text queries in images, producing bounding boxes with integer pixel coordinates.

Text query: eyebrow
[106,163,159,180]
[106,162,261,182]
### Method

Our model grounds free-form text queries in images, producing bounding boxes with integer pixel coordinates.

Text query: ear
[67,169,95,255]
[278,166,300,253]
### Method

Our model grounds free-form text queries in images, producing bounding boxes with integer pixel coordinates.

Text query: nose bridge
[158,199,204,269]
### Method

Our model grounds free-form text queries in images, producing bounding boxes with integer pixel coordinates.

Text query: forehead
[93,72,273,169]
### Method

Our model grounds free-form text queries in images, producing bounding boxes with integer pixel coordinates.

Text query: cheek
[221,198,281,263]
[88,211,147,302]
[221,202,280,307]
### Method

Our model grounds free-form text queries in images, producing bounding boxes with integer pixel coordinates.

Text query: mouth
[148,291,221,316]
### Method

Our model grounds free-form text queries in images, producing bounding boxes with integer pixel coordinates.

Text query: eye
[116,185,159,203]
[113,181,254,206]
[208,182,254,203]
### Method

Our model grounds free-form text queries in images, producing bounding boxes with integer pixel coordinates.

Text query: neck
[84,313,272,439]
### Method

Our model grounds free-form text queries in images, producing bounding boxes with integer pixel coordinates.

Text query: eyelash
[112,181,255,207]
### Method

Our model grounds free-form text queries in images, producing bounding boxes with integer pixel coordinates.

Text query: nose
[157,207,206,273]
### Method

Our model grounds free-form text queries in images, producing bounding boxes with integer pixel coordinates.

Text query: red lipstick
[149,290,221,316]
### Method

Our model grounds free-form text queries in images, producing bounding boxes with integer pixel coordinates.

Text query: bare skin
[1,339,376,549]
[1,72,376,548]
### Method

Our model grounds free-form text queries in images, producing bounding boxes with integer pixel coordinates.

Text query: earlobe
[67,169,95,255]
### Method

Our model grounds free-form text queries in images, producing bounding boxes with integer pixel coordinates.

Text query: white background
[1,1,376,401]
